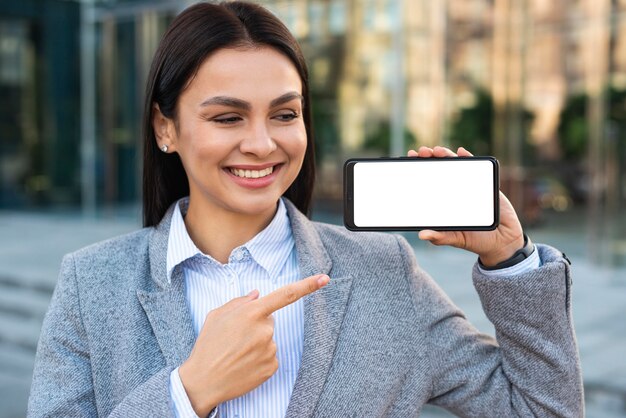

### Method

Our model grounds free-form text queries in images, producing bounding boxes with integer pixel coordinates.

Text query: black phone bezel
[343,156,500,231]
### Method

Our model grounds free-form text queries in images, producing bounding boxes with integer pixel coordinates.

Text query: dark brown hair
[142,1,315,226]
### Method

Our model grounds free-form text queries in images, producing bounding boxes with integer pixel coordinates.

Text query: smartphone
[343,156,499,231]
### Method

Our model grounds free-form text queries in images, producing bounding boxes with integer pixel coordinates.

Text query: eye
[273,111,299,122]
[211,114,243,124]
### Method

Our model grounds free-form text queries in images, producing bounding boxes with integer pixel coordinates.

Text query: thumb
[418,230,464,248]
[218,289,259,314]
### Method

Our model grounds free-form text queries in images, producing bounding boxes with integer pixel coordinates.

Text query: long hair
[142,1,315,226]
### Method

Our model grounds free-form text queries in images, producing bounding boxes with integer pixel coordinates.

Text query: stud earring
[160,144,168,153]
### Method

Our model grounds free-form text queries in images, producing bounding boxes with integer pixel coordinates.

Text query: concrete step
[0,314,42,352]
[0,342,35,376]
[585,384,626,418]
[0,274,54,295]
[0,370,31,418]
[0,281,51,320]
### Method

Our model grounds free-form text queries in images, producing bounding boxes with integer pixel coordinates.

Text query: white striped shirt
[168,198,302,418]
[477,238,540,277]
[165,197,540,417]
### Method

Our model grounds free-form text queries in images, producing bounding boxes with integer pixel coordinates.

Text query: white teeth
[229,166,274,179]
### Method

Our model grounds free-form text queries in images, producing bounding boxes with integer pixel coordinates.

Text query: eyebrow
[269,92,304,108]
[199,91,304,110]
[200,96,251,111]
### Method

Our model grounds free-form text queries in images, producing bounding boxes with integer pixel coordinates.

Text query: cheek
[190,141,218,159]
[180,127,231,166]
[283,125,308,162]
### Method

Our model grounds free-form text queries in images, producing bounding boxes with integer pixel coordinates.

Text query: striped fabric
[168,198,302,418]
[477,246,540,277]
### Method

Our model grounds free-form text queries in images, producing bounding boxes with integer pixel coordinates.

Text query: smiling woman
[142,1,316,230]
[151,46,308,262]
[27,2,583,418]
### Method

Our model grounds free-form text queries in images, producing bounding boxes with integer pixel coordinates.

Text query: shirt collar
[245,198,294,279]
[166,198,294,282]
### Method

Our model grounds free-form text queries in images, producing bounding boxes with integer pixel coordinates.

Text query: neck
[183,198,278,264]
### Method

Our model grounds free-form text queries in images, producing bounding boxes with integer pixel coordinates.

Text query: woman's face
[155,47,307,218]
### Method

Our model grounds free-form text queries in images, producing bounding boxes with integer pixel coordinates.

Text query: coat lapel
[137,203,195,367]
[285,201,354,418]
[136,199,353,413]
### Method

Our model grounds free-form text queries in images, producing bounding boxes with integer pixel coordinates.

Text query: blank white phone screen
[353,160,495,227]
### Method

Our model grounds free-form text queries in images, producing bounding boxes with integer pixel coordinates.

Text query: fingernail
[247,289,259,299]
[317,275,330,287]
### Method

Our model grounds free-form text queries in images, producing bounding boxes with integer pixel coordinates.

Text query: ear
[152,104,178,153]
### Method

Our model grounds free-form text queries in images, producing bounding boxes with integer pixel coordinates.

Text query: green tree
[448,90,493,156]
[558,87,626,161]
[362,120,416,155]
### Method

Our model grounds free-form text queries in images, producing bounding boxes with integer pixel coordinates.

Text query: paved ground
[0,205,624,417]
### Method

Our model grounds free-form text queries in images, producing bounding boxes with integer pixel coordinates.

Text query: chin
[225,194,281,217]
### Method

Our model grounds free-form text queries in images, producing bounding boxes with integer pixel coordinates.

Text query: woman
[28,2,583,417]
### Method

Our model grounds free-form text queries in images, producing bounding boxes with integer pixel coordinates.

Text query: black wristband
[479,234,535,271]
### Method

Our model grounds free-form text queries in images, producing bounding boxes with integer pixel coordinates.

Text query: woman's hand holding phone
[409,146,525,267]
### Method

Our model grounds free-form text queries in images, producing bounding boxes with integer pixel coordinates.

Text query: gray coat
[28,200,583,417]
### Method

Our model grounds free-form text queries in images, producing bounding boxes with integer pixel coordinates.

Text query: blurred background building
[1,0,625,264]
[1,1,626,417]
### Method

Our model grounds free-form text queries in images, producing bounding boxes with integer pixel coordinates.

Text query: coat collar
[138,202,195,367]
[140,199,353,415]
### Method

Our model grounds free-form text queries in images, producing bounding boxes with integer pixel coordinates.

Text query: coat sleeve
[396,236,584,417]
[27,254,175,418]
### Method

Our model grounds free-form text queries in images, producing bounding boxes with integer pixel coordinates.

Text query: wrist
[479,234,528,268]
[179,360,219,417]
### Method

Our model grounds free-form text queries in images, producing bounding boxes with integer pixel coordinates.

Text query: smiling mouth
[228,166,275,179]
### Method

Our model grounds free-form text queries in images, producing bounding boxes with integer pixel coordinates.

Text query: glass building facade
[1,0,625,263]
[0,0,80,208]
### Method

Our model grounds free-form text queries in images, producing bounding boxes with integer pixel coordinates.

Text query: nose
[239,120,277,158]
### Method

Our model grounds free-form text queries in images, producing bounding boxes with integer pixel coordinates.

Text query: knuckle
[260,358,279,380]
[282,287,298,304]
[251,322,273,343]
[262,325,275,341]
[205,308,222,321]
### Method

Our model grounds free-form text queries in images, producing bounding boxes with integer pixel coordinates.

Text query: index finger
[456,146,474,157]
[253,274,330,317]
